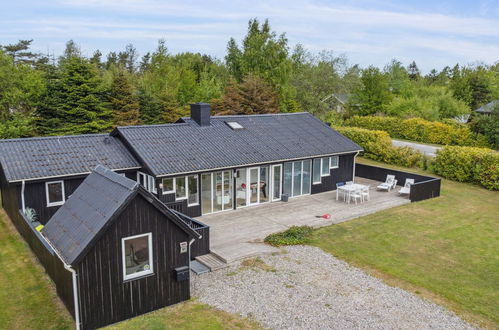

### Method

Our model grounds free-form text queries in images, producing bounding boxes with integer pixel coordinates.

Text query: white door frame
[271,164,282,201]
[248,166,260,206]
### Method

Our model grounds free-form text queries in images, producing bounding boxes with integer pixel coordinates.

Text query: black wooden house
[41,165,201,329]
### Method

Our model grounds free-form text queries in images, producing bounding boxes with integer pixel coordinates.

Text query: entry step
[195,253,228,271]
[190,260,210,275]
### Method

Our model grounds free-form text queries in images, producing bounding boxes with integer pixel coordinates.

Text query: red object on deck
[321,214,331,219]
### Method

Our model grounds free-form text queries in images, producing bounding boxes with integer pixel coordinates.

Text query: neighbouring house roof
[0,134,140,183]
[42,165,200,266]
[475,100,499,114]
[113,112,362,177]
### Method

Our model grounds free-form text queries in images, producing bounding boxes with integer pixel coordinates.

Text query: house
[475,100,499,115]
[0,103,363,328]
[41,165,201,330]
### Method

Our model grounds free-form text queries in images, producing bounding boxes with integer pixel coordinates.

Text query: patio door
[283,160,312,198]
[249,167,259,205]
[201,171,233,215]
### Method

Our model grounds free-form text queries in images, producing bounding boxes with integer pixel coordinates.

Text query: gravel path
[191,246,474,330]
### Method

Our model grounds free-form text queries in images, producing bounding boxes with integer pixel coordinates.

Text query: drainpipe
[188,238,195,269]
[21,180,26,213]
[43,236,81,330]
[352,151,360,182]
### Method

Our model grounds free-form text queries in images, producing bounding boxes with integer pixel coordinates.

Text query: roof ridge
[181,112,311,120]
[93,165,138,191]
[0,133,110,143]
[118,122,189,129]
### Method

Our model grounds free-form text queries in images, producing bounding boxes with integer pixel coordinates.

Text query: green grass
[106,299,260,329]
[308,158,499,328]
[264,225,314,246]
[0,209,260,330]
[0,209,73,330]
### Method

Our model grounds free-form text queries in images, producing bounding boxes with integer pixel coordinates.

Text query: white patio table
[337,183,367,204]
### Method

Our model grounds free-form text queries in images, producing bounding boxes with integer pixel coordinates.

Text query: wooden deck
[197,177,410,264]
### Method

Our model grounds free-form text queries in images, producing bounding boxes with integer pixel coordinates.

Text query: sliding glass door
[271,164,282,201]
[283,160,312,198]
[201,171,233,215]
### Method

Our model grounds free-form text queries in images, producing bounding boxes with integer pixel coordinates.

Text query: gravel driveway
[191,246,473,330]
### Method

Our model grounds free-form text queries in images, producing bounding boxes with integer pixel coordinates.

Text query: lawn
[309,158,499,329]
[0,208,259,330]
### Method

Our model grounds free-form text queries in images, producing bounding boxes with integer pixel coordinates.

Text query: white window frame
[312,158,322,184]
[45,180,65,207]
[321,157,330,177]
[330,155,339,169]
[161,177,175,195]
[137,172,157,194]
[122,232,154,281]
[187,175,199,206]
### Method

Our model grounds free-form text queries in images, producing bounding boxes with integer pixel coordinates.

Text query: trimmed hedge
[335,126,425,168]
[434,146,499,190]
[344,116,489,147]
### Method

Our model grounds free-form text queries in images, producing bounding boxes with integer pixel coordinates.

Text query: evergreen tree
[407,61,421,80]
[212,75,279,115]
[109,71,139,127]
[1,39,38,65]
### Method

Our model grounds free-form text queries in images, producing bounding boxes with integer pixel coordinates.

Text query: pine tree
[407,61,421,80]
[109,71,139,127]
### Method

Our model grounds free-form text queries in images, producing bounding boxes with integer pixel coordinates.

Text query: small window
[46,181,65,207]
[330,156,339,169]
[313,159,321,184]
[122,233,153,281]
[187,175,199,206]
[321,157,330,176]
[175,176,187,199]
[162,178,174,194]
[226,121,244,130]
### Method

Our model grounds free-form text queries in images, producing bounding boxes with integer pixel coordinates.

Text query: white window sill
[47,201,65,207]
[187,203,200,207]
[123,271,154,282]
[162,190,175,195]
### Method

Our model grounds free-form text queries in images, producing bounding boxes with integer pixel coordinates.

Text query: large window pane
[122,233,153,280]
[302,160,311,195]
[223,170,233,210]
[46,181,65,206]
[249,168,259,204]
[293,161,302,197]
[187,175,198,205]
[201,174,212,215]
[272,165,281,201]
[235,169,247,207]
[260,166,269,203]
[330,155,339,168]
[283,162,293,196]
[175,177,186,199]
[162,178,174,194]
[313,159,321,184]
[214,172,223,212]
[321,157,330,176]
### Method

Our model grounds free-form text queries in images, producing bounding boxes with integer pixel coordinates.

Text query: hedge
[434,146,499,190]
[344,116,489,147]
[335,126,425,168]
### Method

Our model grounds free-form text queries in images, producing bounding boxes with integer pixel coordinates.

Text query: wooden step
[195,253,228,271]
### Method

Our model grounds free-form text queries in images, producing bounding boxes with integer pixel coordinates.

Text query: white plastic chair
[377,175,395,191]
[399,179,414,195]
[349,188,362,204]
[361,185,370,202]
[346,181,354,185]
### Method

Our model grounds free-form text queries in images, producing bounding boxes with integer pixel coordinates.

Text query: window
[330,155,339,169]
[137,172,157,194]
[226,121,244,130]
[321,157,330,176]
[46,181,65,207]
[175,177,187,199]
[313,159,322,184]
[162,178,174,194]
[122,233,153,281]
[187,175,199,206]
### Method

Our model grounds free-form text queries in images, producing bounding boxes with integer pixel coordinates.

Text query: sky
[1,0,498,72]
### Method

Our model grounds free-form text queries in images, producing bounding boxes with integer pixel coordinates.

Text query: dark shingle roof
[114,112,362,177]
[0,134,140,182]
[42,165,200,265]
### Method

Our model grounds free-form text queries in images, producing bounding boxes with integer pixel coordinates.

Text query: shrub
[434,146,499,190]
[264,226,314,246]
[335,126,424,168]
[344,116,489,147]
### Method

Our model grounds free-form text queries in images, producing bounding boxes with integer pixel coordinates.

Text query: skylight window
[226,121,244,130]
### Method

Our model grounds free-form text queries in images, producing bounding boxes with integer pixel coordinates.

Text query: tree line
[1,19,498,144]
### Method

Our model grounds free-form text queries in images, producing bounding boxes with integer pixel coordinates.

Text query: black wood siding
[157,177,202,218]
[311,153,356,194]
[75,194,190,330]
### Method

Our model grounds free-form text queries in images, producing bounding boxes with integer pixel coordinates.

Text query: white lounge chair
[377,175,397,191]
[399,179,414,195]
